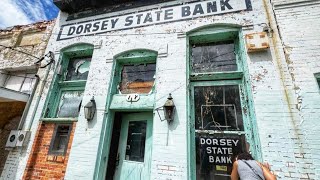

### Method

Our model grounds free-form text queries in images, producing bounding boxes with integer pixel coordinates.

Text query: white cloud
[43,0,52,6]
[18,0,48,21]
[0,0,31,28]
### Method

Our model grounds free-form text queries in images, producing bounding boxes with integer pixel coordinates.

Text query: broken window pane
[120,63,156,94]
[191,41,237,73]
[194,85,243,131]
[196,134,247,179]
[57,91,83,118]
[125,121,147,162]
[65,57,91,81]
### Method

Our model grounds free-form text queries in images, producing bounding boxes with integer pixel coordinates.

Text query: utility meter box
[16,131,31,147]
[5,130,19,148]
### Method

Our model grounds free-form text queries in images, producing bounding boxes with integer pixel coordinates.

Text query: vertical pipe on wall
[27,62,53,130]
[17,74,40,130]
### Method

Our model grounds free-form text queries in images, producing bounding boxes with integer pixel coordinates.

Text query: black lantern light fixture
[156,93,175,123]
[84,96,96,121]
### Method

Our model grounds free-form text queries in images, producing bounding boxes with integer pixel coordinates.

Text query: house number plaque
[126,94,140,102]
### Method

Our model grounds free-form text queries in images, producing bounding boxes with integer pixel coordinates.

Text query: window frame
[187,26,261,180]
[42,44,93,120]
[190,80,246,134]
[48,123,73,156]
[188,27,244,82]
[115,50,158,95]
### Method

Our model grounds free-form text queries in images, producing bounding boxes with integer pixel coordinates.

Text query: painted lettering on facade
[199,136,243,166]
[58,0,252,40]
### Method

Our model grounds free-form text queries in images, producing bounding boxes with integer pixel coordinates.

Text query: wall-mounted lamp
[84,96,96,121]
[156,93,175,123]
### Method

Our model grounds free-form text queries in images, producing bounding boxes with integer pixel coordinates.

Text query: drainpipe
[26,61,53,130]
[17,74,40,130]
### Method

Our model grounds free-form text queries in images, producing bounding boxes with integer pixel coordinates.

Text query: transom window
[120,63,156,94]
[116,50,157,95]
[65,57,91,81]
[191,41,237,73]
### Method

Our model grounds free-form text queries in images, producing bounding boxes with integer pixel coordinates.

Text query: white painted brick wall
[270,0,320,179]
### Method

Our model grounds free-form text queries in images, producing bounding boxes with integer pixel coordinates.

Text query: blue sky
[0,0,59,29]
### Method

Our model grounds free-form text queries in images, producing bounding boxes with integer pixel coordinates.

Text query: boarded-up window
[120,63,156,94]
[191,41,237,73]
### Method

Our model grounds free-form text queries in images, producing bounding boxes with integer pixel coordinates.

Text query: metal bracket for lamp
[155,93,175,123]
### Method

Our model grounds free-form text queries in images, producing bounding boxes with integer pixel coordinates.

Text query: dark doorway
[105,113,122,180]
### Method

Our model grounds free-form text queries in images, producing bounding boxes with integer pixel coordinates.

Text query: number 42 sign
[126,94,140,102]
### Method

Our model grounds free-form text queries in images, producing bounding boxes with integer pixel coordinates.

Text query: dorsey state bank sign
[57,0,252,40]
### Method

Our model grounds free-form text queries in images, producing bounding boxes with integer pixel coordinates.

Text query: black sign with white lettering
[199,136,243,165]
[57,0,252,40]
[196,134,246,178]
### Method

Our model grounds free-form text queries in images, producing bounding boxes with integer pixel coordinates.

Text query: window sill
[58,80,87,87]
[40,118,78,123]
[47,155,65,163]
[190,71,243,81]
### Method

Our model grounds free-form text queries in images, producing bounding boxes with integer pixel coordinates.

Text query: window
[49,124,72,155]
[116,50,157,94]
[191,41,237,73]
[43,44,93,118]
[125,121,147,162]
[194,85,243,131]
[188,26,258,180]
[120,64,156,94]
[3,71,37,94]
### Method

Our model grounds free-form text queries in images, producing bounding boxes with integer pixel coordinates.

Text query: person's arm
[231,161,239,180]
[261,165,277,180]
[257,162,277,180]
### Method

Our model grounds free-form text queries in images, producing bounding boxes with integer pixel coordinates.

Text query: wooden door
[114,112,153,180]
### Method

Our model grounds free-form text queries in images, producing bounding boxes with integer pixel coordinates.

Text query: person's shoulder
[233,160,239,167]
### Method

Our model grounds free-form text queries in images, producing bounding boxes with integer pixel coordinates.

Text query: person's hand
[259,161,277,180]
[262,162,271,170]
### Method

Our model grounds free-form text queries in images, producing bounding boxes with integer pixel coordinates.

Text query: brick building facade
[0,21,54,178]
[1,0,320,179]
[23,122,76,179]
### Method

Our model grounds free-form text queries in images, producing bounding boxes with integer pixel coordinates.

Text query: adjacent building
[0,21,54,178]
[1,0,320,179]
